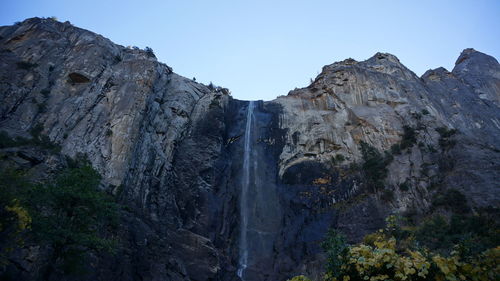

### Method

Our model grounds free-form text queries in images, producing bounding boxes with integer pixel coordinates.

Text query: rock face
[0,18,499,281]
[0,17,231,281]
[273,50,500,242]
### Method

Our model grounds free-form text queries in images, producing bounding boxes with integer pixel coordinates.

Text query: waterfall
[237,101,255,279]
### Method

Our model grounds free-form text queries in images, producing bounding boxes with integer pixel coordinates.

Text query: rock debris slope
[0,18,499,281]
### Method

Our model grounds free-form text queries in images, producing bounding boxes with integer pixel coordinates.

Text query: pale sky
[2,0,499,101]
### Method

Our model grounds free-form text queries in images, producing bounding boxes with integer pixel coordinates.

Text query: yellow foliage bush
[5,199,32,231]
[300,215,500,281]
[288,275,312,281]
[322,235,499,281]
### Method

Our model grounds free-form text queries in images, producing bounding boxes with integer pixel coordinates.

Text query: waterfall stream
[237,101,255,279]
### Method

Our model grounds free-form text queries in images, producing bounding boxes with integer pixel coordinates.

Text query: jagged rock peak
[294,51,419,98]
[421,67,453,81]
[325,52,403,70]
[455,48,478,64]
[454,48,495,65]
[367,52,401,64]
[451,48,500,103]
[1,17,162,65]
[453,48,500,73]
[328,57,358,66]
[325,51,416,81]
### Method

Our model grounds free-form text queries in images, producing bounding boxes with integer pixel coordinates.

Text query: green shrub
[348,161,359,171]
[415,214,499,257]
[28,164,119,248]
[432,188,469,214]
[0,131,33,148]
[0,169,31,247]
[435,127,457,138]
[325,233,499,281]
[390,143,402,155]
[0,127,60,152]
[421,109,430,115]
[1,162,120,275]
[321,229,348,278]
[412,112,422,120]
[414,215,451,250]
[359,141,392,191]
[30,124,61,152]
[400,125,417,150]
[435,127,457,149]
[320,214,500,281]
[335,154,345,162]
[144,46,155,58]
[331,154,346,166]
[209,98,220,109]
[389,126,418,155]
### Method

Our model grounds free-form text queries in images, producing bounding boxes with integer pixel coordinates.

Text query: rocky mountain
[0,17,498,281]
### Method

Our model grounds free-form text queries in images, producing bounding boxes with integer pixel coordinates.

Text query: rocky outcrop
[0,18,499,281]
[0,17,232,281]
[273,48,500,241]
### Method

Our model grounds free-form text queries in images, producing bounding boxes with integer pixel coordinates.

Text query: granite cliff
[0,18,498,281]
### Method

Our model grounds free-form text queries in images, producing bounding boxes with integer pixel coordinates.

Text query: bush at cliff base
[289,214,499,281]
[324,236,499,281]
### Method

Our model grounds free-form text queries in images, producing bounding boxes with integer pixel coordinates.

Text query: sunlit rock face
[0,18,499,281]
[274,48,500,245]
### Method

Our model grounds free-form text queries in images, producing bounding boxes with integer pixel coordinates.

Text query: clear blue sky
[2,0,499,101]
